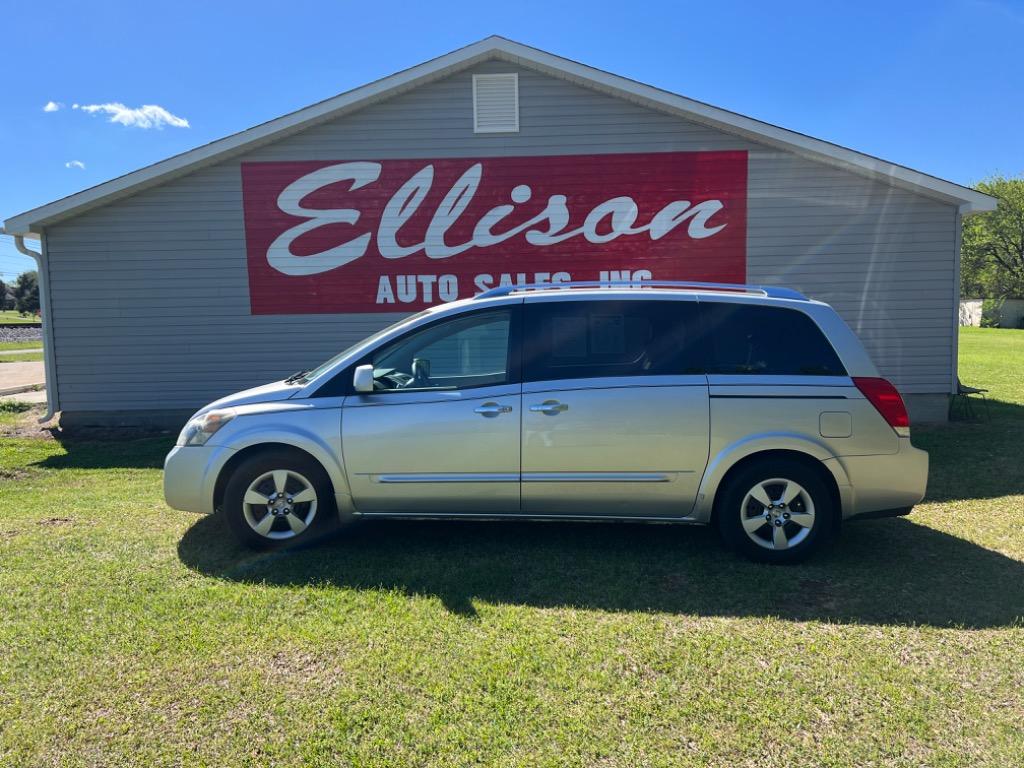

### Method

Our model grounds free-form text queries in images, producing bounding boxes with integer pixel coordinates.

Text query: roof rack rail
[474,280,808,302]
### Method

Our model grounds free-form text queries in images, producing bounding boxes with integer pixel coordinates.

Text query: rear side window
[524,300,701,382]
[702,303,846,376]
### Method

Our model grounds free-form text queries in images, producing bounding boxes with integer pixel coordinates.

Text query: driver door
[341,306,521,514]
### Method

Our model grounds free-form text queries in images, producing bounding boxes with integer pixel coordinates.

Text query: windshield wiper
[283,370,310,384]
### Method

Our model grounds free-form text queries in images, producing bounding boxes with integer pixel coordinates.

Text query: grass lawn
[0,401,33,428]
[0,310,40,325]
[0,341,43,352]
[0,328,1021,767]
[0,352,43,363]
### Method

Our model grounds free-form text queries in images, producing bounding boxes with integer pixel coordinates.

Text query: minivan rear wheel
[223,450,337,550]
[717,458,834,564]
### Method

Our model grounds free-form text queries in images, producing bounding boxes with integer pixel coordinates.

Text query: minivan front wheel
[223,450,337,550]
[717,458,834,564]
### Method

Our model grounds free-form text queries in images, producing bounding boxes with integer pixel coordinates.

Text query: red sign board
[242,150,747,313]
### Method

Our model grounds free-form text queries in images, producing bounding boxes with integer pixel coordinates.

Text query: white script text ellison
[266,161,729,276]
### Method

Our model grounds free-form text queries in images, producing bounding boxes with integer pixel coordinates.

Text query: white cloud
[73,102,189,129]
[65,160,86,170]
[43,101,63,112]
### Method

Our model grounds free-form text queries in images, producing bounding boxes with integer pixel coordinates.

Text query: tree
[0,278,8,311]
[961,175,1024,299]
[11,270,39,316]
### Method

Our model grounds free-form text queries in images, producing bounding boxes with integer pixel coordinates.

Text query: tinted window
[524,300,701,382]
[369,310,513,391]
[702,303,846,376]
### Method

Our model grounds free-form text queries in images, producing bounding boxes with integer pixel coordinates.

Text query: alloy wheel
[241,469,318,540]
[739,477,816,551]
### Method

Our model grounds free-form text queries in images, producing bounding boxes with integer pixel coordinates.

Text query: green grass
[956,326,1024,399]
[0,400,32,428]
[0,341,42,352]
[0,310,40,325]
[0,352,43,363]
[0,329,1022,767]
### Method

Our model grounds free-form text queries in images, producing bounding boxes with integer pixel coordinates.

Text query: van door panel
[521,376,710,516]
[343,385,521,513]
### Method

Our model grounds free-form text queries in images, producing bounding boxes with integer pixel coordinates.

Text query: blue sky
[2,0,1022,281]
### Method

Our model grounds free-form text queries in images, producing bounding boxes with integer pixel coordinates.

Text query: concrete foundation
[904,394,951,424]
[59,409,193,435]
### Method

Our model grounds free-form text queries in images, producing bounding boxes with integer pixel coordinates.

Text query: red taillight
[853,377,910,434]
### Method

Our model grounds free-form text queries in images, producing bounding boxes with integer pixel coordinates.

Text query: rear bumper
[826,438,928,520]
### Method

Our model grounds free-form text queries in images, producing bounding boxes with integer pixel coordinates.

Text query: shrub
[980,298,1004,328]
[0,401,32,414]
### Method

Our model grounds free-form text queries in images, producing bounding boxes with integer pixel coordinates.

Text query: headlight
[177,409,236,447]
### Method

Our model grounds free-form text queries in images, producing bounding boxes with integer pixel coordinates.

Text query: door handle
[529,400,569,415]
[474,402,513,417]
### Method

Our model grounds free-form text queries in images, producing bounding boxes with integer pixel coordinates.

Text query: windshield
[298,310,433,383]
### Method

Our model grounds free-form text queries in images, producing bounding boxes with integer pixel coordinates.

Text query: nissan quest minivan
[163,281,928,563]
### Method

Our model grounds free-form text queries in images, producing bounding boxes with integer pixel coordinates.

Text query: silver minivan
[163,282,928,563]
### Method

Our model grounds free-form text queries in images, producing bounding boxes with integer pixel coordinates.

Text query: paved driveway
[0,361,45,395]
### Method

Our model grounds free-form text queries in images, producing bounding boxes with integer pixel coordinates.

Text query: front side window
[523,300,701,382]
[304,310,433,384]
[702,303,846,376]
[368,309,512,391]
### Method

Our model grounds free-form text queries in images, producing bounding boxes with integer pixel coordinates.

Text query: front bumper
[163,444,235,515]
[827,437,929,520]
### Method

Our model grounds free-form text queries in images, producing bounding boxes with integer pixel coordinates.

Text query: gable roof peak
[3,37,994,237]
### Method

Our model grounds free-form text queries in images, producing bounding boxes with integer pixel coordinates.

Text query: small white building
[960,299,1024,328]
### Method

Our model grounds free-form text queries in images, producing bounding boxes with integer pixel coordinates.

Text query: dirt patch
[37,517,74,527]
[0,404,173,442]
[264,649,345,688]
[268,650,327,677]
[773,578,840,616]
[0,467,33,481]
[2,421,57,439]
[0,403,57,439]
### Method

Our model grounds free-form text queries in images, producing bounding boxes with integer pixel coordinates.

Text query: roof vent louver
[473,73,519,133]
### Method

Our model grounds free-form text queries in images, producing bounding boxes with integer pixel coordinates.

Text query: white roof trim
[3,36,995,237]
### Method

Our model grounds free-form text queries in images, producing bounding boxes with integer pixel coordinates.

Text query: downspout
[951,209,965,397]
[12,234,57,423]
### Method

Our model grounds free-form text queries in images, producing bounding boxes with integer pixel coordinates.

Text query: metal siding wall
[43,60,957,413]
[746,156,956,391]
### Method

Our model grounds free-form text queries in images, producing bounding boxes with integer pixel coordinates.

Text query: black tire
[223,449,337,551]
[716,457,835,564]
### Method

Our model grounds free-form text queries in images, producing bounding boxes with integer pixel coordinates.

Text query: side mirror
[353,364,375,393]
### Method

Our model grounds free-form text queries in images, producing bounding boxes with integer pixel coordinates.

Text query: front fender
[690,432,851,523]
[205,400,352,513]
